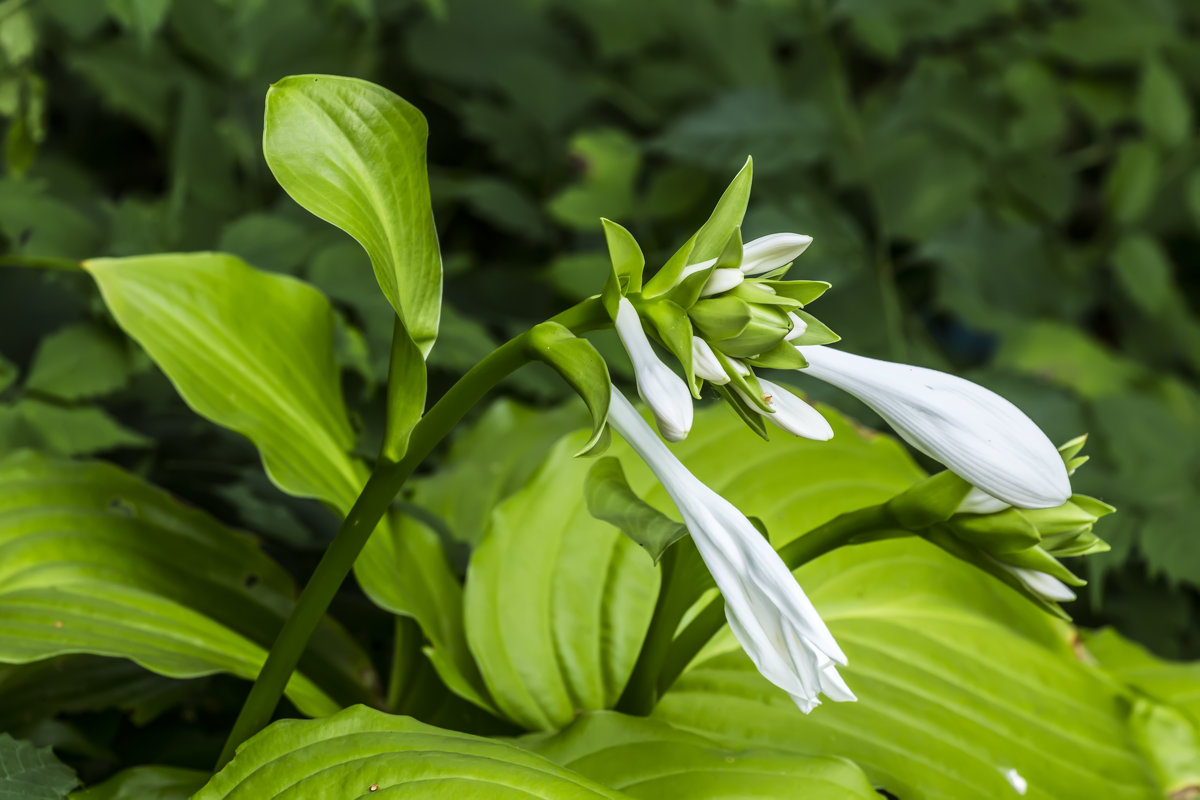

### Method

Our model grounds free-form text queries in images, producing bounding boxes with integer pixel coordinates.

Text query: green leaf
[194,705,625,799]
[71,766,206,800]
[0,400,148,456]
[24,323,131,400]
[638,413,1161,800]
[84,253,363,510]
[549,130,641,231]
[0,734,77,800]
[264,74,442,356]
[525,322,610,456]
[105,0,172,49]
[380,317,426,462]
[1136,58,1192,149]
[585,457,687,563]
[643,158,752,297]
[524,712,878,800]
[1112,234,1175,315]
[0,451,375,716]
[1105,141,1161,226]
[464,433,659,730]
[1084,627,1200,728]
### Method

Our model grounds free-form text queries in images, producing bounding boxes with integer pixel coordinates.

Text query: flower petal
[798,345,1071,509]
[741,233,813,276]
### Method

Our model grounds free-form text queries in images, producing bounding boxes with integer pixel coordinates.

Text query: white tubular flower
[998,563,1076,603]
[740,233,813,276]
[735,378,833,441]
[615,297,693,442]
[607,388,854,713]
[797,345,1071,509]
[691,337,729,384]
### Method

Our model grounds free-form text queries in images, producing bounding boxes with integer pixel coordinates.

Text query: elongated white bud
[614,298,693,442]
[607,388,853,713]
[699,268,744,297]
[736,378,833,441]
[741,233,813,276]
[784,311,808,341]
[691,337,729,384]
[797,345,1071,509]
[1000,563,1076,602]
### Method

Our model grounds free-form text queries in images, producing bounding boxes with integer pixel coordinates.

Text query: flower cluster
[598,158,1110,714]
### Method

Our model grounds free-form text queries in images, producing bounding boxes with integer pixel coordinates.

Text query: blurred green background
[0,0,1197,698]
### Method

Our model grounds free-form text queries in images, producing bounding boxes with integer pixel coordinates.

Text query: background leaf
[0,734,77,800]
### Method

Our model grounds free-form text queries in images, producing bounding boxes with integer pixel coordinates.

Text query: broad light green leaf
[464,433,659,730]
[525,322,610,455]
[585,457,686,563]
[194,705,625,800]
[0,734,77,800]
[71,766,206,800]
[637,410,1162,800]
[1084,627,1200,727]
[523,712,878,800]
[24,323,132,401]
[264,74,442,357]
[0,451,375,716]
[84,253,364,510]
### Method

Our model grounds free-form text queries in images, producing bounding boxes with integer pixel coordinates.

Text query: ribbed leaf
[523,712,878,799]
[464,433,659,730]
[0,734,76,800]
[194,705,625,799]
[0,452,374,715]
[264,74,442,356]
[84,253,364,510]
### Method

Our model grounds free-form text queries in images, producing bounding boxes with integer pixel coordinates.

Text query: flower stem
[217,297,606,768]
[654,503,902,696]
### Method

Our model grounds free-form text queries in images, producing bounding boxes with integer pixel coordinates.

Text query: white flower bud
[614,298,693,442]
[784,311,808,341]
[607,388,853,714]
[797,345,1071,509]
[691,337,729,384]
[736,378,833,441]
[740,233,813,276]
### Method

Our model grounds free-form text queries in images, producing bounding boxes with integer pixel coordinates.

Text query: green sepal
[584,457,688,564]
[1022,500,1105,536]
[996,544,1085,587]
[948,508,1043,554]
[788,309,841,346]
[690,296,751,340]
[666,260,717,311]
[923,527,1072,620]
[746,340,809,370]
[1058,434,1088,463]
[760,279,832,306]
[713,349,770,414]
[1070,494,1117,518]
[730,282,804,310]
[713,383,769,440]
[886,471,973,530]
[525,322,611,456]
[714,227,744,269]
[713,304,792,358]
[1043,528,1110,557]
[643,157,752,297]
[600,218,644,318]
[636,298,699,397]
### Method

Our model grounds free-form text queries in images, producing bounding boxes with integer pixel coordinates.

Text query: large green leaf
[464,433,659,730]
[194,705,624,799]
[0,734,77,800]
[1085,627,1200,727]
[0,451,374,715]
[264,74,442,356]
[523,712,878,799]
[84,252,364,510]
[637,408,1162,800]
[71,766,206,800]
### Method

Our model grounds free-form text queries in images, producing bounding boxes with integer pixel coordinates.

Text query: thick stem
[217,297,606,767]
[616,546,690,715]
[655,504,901,695]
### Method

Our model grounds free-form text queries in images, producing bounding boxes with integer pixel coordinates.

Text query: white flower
[607,387,854,713]
[796,345,1071,509]
[678,261,745,297]
[614,297,693,442]
[999,562,1076,603]
[740,233,813,276]
[734,378,833,441]
[691,337,729,384]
